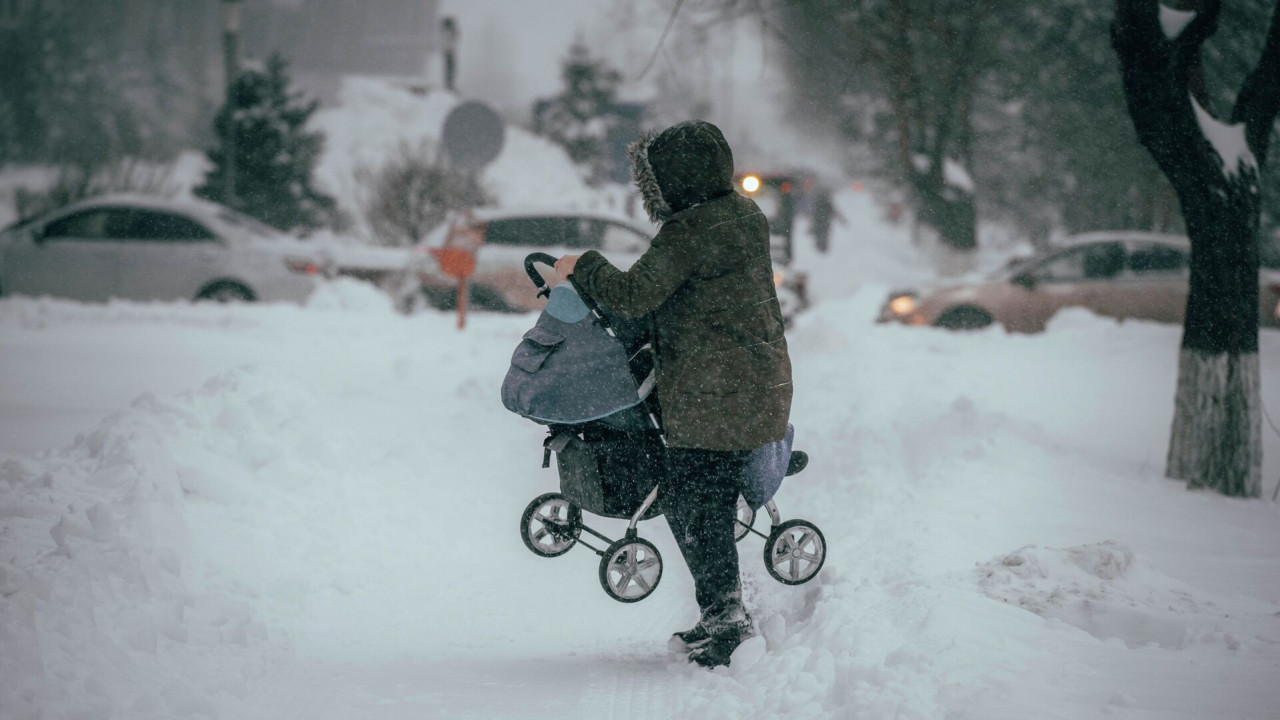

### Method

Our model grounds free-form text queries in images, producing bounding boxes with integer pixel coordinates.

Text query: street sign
[441,101,504,171]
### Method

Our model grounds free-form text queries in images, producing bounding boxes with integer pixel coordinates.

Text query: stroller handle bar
[523,252,619,337]
[523,252,559,296]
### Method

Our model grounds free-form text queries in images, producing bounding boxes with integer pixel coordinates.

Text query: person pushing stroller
[555,120,793,669]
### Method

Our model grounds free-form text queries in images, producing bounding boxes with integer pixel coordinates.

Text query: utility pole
[221,0,242,206]
[441,17,458,92]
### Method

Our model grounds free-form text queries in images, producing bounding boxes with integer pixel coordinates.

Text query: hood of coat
[627,120,736,224]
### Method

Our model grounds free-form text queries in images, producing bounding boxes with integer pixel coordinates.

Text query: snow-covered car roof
[71,193,288,238]
[2,193,294,246]
[1056,231,1189,249]
[974,232,1192,284]
[459,206,653,234]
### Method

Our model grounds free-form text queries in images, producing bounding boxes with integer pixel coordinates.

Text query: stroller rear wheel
[520,493,582,558]
[764,519,826,585]
[598,536,663,603]
[734,495,755,542]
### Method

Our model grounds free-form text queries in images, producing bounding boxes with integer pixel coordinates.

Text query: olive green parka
[573,121,792,451]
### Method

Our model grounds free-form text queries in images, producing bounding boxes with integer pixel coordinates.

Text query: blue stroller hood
[501,283,652,425]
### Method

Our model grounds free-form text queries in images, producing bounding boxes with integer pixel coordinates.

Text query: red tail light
[285,258,321,275]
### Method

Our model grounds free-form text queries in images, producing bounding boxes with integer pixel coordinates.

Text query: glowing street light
[741,174,761,193]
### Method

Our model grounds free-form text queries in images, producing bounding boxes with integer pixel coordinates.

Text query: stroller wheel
[764,519,826,585]
[734,495,755,542]
[598,537,663,603]
[520,493,582,558]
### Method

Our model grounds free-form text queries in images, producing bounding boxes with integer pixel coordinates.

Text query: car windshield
[986,254,1040,281]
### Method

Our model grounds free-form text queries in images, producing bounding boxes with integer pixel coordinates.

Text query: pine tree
[196,54,336,233]
[538,40,623,184]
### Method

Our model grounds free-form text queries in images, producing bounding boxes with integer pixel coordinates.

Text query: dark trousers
[663,447,751,617]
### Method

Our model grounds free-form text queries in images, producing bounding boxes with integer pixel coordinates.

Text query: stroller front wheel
[764,519,826,585]
[520,493,582,558]
[598,537,663,603]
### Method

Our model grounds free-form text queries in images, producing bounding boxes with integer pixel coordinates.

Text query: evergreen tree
[197,54,336,233]
[538,39,624,184]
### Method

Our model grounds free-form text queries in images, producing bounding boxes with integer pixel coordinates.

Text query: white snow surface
[310,78,626,243]
[3,192,1280,719]
[1159,6,1196,40]
[1190,95,1258,181]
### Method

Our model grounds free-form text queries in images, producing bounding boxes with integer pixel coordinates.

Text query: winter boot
[686,617,754,668]
[684,602,754,668]
[667,623,712,654]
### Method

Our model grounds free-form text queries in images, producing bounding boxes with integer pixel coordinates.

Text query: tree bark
[1113,0,1280,497]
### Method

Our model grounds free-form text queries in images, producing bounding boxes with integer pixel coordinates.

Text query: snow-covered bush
[354,141,492,246]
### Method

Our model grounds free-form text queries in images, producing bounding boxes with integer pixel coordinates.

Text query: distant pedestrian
[810,189,838,253]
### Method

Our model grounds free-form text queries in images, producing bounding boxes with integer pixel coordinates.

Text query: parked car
[397,208,810,322]
[396,209,652,313]
[877,232,1280,332]
[0,194,333,303]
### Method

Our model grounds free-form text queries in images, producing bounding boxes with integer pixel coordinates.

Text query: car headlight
[888,294,917,316]
[741,175,761,193]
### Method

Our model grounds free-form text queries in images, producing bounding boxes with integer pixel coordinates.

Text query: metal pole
[221,0,242,206]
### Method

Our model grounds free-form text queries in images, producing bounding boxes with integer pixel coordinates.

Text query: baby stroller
[503,253,826,603]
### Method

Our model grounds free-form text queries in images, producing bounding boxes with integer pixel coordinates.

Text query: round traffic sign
[441,101,505,171]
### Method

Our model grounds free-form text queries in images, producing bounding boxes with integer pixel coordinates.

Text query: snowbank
[0,372,286,719]
[309,77,625,243]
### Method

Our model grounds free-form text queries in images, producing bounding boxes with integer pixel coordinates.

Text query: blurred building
[242,0,441,101]
[0,0,441,104]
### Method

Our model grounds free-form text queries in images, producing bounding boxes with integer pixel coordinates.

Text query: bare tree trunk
[1113,0,1280,497]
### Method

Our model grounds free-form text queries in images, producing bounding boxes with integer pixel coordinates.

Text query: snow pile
[0,371,295,719]
[310,77,620,241]
[978,541,1277,651]
[303,277,397,313]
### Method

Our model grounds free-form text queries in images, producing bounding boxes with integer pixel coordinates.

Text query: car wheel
[196,282,255,303]
[935,306,993,330]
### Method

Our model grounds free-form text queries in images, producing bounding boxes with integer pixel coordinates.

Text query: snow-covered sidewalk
[2,275,1280,719]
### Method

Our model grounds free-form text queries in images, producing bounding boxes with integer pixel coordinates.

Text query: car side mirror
[1012,272,1038,290]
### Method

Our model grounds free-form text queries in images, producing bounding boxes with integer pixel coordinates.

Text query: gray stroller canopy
[501,283,651,425]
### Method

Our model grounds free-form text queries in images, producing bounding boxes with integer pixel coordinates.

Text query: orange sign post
[428,247,476,329]
[430,220,483,329]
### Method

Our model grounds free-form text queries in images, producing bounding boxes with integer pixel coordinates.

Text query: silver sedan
[0,194,330,303]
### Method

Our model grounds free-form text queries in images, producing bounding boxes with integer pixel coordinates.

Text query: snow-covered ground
[2,187,1280,719]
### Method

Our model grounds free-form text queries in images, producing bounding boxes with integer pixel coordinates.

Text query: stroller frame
[514,253,826,603]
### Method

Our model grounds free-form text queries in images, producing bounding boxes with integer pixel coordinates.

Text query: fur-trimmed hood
[626,120,736,224]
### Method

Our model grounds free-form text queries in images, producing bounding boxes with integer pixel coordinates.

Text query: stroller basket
[549,423,665,520]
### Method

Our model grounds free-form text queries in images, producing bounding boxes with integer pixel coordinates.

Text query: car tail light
[285,257,322,275]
